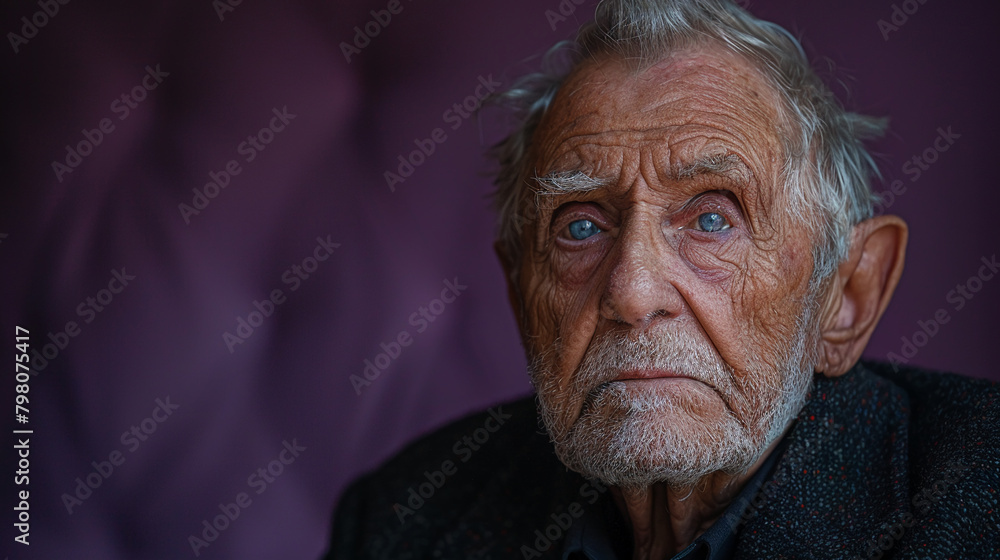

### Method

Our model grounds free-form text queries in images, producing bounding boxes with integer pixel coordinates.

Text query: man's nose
[599,217,686,330]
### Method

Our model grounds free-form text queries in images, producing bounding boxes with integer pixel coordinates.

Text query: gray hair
[489,0,885,288]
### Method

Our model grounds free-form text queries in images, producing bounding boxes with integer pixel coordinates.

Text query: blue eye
[568,219,601,240]
[697,212,729,233]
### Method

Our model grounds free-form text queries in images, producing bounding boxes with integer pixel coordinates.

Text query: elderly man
[325,1,998,558]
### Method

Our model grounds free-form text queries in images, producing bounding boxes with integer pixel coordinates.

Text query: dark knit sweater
[324,361,1000,559]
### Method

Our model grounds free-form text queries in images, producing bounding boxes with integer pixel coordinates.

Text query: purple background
[1,0,998,558]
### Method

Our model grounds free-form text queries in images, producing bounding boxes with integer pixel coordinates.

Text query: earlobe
[816,215,908,377]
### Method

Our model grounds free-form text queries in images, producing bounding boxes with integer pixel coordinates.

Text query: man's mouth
[612,369,693,382]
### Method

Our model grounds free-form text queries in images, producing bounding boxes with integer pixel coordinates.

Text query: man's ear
[816,215,908,377]
[494,240,524,329]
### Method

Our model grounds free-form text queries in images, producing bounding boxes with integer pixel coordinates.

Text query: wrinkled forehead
[529,45,789,191]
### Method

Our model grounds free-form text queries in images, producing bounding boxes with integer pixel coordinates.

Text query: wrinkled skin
[499,44,908,559]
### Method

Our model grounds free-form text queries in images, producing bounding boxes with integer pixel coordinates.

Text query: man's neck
[610,431,790,560]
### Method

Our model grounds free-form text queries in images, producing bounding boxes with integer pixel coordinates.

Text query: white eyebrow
[673,153,743,179]
[531,170,609,196]
[530,155,744,201]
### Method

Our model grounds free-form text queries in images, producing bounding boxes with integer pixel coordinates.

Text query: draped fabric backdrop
[1,0,997,558]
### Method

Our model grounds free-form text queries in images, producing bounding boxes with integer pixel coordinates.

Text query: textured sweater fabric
[324,361,1000,559]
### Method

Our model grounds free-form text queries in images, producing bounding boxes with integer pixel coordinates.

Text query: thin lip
[612,369,694,382]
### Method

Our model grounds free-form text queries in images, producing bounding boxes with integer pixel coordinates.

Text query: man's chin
[551,386,760,489]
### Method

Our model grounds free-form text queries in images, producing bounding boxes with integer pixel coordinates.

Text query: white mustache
[572,328,736,399]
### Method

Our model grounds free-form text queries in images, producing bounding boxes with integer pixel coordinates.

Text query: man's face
[515,46,825,488]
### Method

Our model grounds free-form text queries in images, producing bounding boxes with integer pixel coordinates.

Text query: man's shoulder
[862,359,999,447]
[821,360,1000,448]
[866,358,999,399]
[738,361,1000,559]
[325,395,591,559]
[862,362,1000,557]
[864,360,1000,490]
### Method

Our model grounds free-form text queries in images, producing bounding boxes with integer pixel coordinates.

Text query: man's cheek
[735,289,812,386]
[558,293,602,359]
[525,277,599,391]
[714,253,788,368]
[522,275,564,347]
[550,241,609,289]
[676,235,744,283]
[739,298,795,367]
[743,249,811,341]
